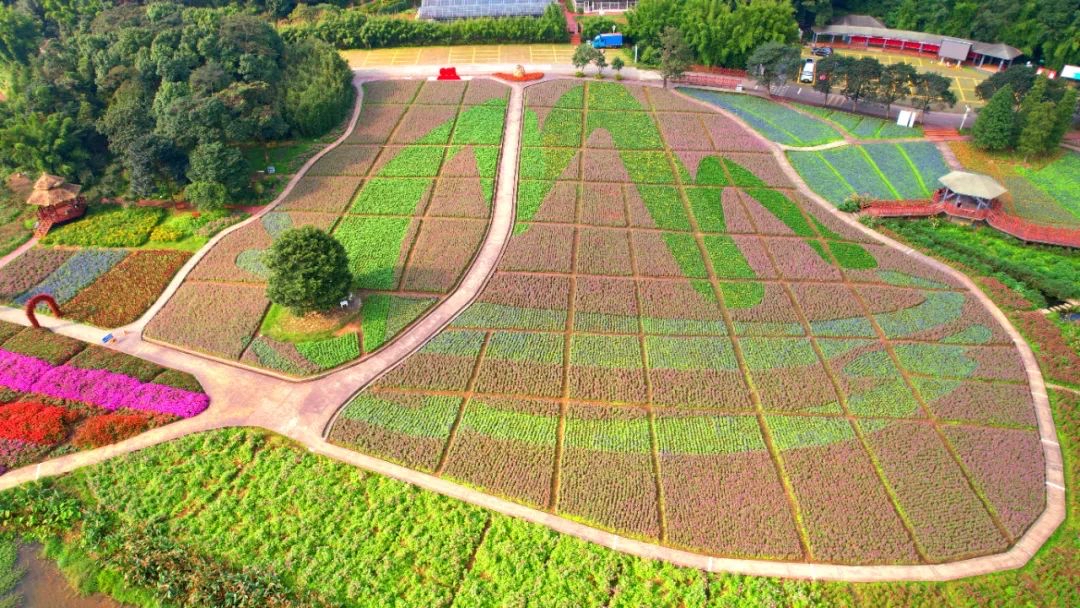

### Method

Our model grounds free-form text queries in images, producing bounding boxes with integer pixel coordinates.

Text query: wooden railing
[863,194,1080,248]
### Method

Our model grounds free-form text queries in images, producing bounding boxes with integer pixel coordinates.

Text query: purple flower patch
[0,349,208,418]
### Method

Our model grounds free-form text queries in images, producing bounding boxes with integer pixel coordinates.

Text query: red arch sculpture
[25,294,61,329]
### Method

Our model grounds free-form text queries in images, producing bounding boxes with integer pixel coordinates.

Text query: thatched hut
[27,174,86,236]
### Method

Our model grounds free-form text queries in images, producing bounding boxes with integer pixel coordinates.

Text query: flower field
[677,89,843,147]
[789,141,952,205]
[146,79,509,376]
[0,320,206,474]
[0,203,243,329]
[950,144,1080,229]
[329,80,1044,566]
[794,102,924,140]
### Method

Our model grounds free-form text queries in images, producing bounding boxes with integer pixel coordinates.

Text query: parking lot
[801,47,991,107]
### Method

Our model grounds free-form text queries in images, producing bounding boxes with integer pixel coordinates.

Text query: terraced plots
[788,142,952,205]
[146,79,509,375]
[330,80,1044,565]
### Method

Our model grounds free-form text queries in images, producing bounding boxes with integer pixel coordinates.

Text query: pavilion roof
[939,171,1008,200]
[26,173,82,207]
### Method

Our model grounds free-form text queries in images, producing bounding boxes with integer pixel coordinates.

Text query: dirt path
[0,71,1064,583]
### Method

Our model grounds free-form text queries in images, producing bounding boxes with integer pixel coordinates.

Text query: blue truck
[591,33,623,49]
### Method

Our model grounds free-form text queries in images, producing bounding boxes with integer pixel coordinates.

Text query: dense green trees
[0,2,353,201]
[658,26,692,87]
[266,226,352,315]
[0,5,39,64]
[627,0,799,68]
[814,54,957,112]
[281,39,354,137]
[973,86,1020,151]
[278,2,568,49]
[972,76,1077,156]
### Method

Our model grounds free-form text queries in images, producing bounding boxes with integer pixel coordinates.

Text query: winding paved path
[0,69,1064,583]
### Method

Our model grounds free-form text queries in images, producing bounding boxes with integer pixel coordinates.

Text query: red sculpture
[25,294,61,329]
[437,67,461,80]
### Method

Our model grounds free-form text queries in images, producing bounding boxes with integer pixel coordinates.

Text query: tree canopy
[627,0,799,69]
[746,42,802,94]
[0,1,353,201]
[265,226,353,315]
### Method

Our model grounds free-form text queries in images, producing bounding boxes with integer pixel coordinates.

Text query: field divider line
[671,123,814,560]
[845,284,1017,547]
[894,144,932,198]
[857,145,904,200]
[435,331,492,476]
[810,150,859,199]
[549,87,589,514]
[621,151,668,541]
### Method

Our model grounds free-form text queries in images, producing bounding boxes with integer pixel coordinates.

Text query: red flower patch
[72,413,151,448]
[0,401,78,445]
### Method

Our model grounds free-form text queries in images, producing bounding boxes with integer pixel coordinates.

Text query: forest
[0,0,354,203]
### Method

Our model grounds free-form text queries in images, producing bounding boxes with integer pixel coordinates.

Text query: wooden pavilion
[27,174,87,237]
[936,171,1007,211]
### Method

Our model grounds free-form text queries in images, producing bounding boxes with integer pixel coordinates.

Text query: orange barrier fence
[674,73,741,90]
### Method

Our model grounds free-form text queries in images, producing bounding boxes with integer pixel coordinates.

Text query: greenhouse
[418,0,555,20]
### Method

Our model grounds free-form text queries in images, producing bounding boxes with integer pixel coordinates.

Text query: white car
[800,58,816,83]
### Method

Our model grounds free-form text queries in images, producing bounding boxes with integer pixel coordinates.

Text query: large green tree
[658,26,693,88]
[746,41,802,95]
[187,142,248,195]
[281,39,354,137]
[265,227,353,315]
[874,62,917,115]
[1016,99,1057,159]
[0,6,39,65]
[911,72,957,114]
[972,85,1017,151]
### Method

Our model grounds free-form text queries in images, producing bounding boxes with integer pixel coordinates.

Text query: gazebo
[937,171,1007,211]
[27,174,87,236]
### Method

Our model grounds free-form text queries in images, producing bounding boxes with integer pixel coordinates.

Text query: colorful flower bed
[792,141,953,206]
[794,102,924,140]
[62,250,191,327]
[0,321,206,473]
[679,88,843,147]
[316,80,1046,566]
[146,79,508,376]
[40,206,165,248]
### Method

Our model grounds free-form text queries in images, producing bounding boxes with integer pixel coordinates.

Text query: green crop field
[4,399,1073,607]
[328,80,1045,566]
[146,79,507,376]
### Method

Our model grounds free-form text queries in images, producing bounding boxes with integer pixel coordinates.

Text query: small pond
[15,544,128,608]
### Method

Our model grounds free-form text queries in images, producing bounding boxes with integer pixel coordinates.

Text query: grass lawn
[949,144,1080,228]
[1,384,1073,608]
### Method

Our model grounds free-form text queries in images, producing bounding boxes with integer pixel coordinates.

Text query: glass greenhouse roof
[418,0,554,20]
